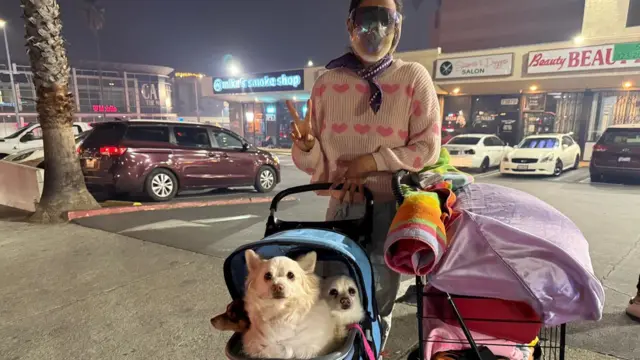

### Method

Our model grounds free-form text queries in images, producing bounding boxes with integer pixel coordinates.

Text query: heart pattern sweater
[292,59,442,202]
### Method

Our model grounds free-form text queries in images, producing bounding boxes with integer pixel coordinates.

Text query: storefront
[211,69,308,147]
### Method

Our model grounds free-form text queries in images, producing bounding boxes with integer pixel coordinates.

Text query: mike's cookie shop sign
[527,44,640,74]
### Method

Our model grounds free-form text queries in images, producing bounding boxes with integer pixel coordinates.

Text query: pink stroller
[385,171,605,360]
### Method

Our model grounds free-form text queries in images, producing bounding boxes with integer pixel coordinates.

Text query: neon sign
[213,69,304,95]
[92,105,118,113]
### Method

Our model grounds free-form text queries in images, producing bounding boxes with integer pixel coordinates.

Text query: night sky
[0,0,435,75]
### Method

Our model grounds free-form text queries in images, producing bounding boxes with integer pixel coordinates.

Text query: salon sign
[527,44,640,74]
[435,53,513,80]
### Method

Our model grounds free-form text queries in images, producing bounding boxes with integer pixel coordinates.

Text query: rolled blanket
[384,186,456,276]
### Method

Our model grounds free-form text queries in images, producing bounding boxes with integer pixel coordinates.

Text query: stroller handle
[391,170,409,205]
[265,183,374,242]
[269,183,374,212]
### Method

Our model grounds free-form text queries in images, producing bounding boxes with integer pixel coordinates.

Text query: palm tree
[82,0,106,113]
[22,0,99,223]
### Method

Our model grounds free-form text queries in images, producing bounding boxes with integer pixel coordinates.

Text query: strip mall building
[209,0,640,160]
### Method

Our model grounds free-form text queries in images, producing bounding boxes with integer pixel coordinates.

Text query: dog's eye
[286,272,295,280]
[348,287,356,296]
[264,272,272,281]
[329,289,338,297]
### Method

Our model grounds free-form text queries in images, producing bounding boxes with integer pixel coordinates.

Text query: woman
[287,0,441,350]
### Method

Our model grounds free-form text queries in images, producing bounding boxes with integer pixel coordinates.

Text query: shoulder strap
[348,324,376,360]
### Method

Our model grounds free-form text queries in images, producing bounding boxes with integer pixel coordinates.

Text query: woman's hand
[332,154,377,203]
[287,99,315,152]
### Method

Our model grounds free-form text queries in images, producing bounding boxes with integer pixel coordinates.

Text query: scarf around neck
[325,53,393,114]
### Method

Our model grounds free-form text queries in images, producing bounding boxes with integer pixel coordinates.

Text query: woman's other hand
[287,99,315,152]
[332,154,377,203]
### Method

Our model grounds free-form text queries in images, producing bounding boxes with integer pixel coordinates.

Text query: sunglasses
[349,6,402,30]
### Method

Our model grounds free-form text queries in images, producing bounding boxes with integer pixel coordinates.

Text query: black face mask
[349,6,402,62]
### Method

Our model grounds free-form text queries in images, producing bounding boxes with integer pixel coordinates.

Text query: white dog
[242,250,339,359]
[323,275,366,341]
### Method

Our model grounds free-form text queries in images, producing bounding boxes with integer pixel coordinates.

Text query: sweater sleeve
[291,80,325,176]
[371,64,441,173]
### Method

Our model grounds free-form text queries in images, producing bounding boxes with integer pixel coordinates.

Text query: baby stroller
[222,183,382,360]
[386,170,605,360]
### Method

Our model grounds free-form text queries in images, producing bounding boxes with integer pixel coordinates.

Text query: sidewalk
[0,219,631,360]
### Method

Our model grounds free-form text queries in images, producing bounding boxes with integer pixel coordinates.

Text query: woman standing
[288,0,441,351]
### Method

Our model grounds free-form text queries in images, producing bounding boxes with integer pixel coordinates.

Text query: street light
[228,61,241,76]
[307,60,314,67]
[0,20,21,128]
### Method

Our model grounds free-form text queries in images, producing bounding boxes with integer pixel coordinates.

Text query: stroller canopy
[428,183,605,326]
[223,228,382,348]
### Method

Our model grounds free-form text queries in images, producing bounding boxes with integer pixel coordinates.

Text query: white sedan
[443,134,513,172]
[2,130,92,168]
[500,133,581,176]
[0,122,92,158]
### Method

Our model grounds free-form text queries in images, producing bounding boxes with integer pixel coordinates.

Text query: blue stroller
[222,183,383,360]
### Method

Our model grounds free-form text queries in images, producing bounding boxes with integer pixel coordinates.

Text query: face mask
[349,6,402,63]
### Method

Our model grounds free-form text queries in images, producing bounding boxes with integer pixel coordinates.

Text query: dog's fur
[210,299,250,333]
[323,275,365,340]
[242,250,339,359]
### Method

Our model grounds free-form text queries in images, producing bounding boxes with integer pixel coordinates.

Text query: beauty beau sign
[527,44,640,74]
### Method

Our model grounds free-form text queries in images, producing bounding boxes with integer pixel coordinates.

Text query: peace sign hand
[287,99,315,152]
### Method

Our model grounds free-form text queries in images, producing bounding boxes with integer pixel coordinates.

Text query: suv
[79,120,280,201]
[0,122,91,159]
[590,124,640,183]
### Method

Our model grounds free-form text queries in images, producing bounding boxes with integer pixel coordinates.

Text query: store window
[628,0,640,27]
[173,126,210,148]
[588,91,640,142]
[442,96,471,136]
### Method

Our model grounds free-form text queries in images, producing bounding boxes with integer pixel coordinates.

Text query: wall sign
[501,98,519,106]
[527,44,640,74]
[213,70,304,95]
[92,105,118,113]
[435,53,513,80]
[140,83,160,106]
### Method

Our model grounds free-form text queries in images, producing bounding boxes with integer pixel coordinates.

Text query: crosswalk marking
[193,214,259,224]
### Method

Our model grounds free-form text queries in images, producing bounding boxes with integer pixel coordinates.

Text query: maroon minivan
[590,124,640,183]
[79,120,280,201]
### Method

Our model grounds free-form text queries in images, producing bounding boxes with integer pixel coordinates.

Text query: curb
[258,147,291,155]
[67,196,298,221]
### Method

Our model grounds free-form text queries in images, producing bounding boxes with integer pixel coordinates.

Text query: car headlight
[11,151,34,162]
[272,155,279,164]
[540,153,555,163]
[502,156,509,162]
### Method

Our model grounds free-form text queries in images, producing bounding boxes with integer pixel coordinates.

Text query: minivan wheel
[553,160,563,177]
[145,168,178,201]
[254,166,276,193]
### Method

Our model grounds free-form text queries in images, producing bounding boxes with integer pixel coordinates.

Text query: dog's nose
[271,283,284,293]
[340,297,351,309]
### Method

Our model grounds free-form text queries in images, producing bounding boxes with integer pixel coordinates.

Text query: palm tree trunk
[22,0,99,223]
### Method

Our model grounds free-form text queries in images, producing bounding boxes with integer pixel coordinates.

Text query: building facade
[0,61,176,136]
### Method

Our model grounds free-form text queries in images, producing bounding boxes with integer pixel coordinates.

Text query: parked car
[2,130,92,168]
[78,120,280,201]
[589,124,640,183]
[443,134,512,172]
[0,122,92,159]
[500,133,581,176]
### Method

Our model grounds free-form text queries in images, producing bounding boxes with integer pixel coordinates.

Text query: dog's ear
[245,249,262,273]
[296,251,317,273]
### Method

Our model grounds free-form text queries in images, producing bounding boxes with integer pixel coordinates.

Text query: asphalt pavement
[72,154,640,359]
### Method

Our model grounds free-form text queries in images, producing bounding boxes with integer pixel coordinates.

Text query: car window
[483,137,492,146]
[601,129,640,146]
[27,127,43,140]
[83,123,127,148]
[124,126,170,143]
[519,138,559,149]
[448,137,481,145]
[492,137,505,146]
[173,126,211,148]
[562,137,573,146]
[73,125,82,135]
[213,130,244,149]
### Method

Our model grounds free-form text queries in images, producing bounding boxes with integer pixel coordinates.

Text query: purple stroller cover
[428,183,605,326]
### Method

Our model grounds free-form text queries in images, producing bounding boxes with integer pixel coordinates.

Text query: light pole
[0,20,22,128]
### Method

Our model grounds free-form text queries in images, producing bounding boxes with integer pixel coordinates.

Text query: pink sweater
[292,59,441,202]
